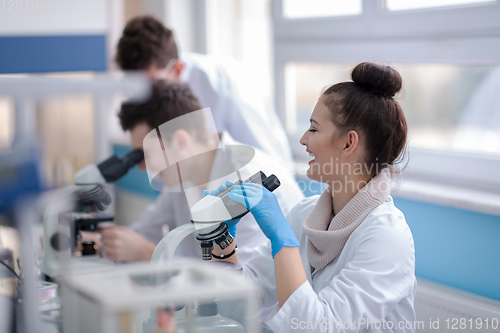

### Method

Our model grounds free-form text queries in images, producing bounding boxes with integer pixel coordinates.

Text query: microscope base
[41,255,116,279]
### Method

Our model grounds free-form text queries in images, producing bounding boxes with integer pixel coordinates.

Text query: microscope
[151,171,280,263]
[42,149,144,278]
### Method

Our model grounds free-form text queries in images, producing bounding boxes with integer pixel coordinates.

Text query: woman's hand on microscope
[228,183,299,258]
[203,180,240,238]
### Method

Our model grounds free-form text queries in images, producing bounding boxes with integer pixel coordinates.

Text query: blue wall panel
[394,197,500,302]
[0,35,107,73]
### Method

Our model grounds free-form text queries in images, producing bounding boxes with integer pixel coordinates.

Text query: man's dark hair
[119,80,207,142]
[116,15,178,70]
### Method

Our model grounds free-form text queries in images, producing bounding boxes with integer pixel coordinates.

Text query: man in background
[115,15,292,164]
[92,15,301,262]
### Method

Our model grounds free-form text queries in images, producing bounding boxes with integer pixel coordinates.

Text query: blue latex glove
[228,183,300,257]
[203,180,240,238]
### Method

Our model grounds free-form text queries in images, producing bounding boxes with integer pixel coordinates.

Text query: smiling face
[299,97,353,184]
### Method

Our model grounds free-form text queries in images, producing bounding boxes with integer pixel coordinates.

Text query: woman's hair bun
[351,62,402,98]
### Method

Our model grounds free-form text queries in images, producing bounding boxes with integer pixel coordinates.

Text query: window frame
[273,0,500,196]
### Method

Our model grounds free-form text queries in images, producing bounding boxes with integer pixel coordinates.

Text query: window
[286,63,500,160]
[273,0,500,193]
[37,93,95,187]
[283,0,362,19]
[0,98,14,150]
[0,73,96,187]
[386,0,496,12]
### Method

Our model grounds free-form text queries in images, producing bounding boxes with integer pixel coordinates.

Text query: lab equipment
[37,281,58,310]
[75,148,144,185]
[202,180,239,238]
[192,171,280,260]
[151,171,280,263]
[42,149,144,278]
[0,73,150,332]
[81,241,97,256]
[0,249,16,278]
[0,141,45,333]
[60,261,259,333]
[194,298,243,333]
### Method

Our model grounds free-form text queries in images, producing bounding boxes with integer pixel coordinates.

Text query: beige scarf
[302,170,391,270]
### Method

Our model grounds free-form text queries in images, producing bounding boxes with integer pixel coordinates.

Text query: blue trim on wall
[0,35,107,73]
[394,197,500,302]
[113,144,159,200]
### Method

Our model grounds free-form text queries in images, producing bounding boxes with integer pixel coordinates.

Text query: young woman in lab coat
[207,62,416,332]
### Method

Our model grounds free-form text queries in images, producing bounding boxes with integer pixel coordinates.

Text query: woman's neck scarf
[302,170,391,270]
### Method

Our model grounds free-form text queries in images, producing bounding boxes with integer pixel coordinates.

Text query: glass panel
[37,94,95,187]
[0,72,96,187]
[283,0,362,19]
[385,0,496,12]
[0,98,15,150]
[286,62,500,160]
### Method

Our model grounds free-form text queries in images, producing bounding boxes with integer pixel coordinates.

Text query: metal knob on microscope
[200,241,214,261]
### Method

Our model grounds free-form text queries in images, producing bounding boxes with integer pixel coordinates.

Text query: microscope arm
[150,222,224,263]
[151,172,280,264]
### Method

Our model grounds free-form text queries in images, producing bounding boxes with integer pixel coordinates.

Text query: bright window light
[286,63,500,159]
[283,0,362,19]
[386,0,496,11]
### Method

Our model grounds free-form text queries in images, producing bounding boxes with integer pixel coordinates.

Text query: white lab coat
[130,132,304,264]
[243,195,417,333]
[180,52,293,164]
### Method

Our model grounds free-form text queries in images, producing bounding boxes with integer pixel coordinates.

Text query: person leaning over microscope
[96,80,304,263]
[116,15,292,164]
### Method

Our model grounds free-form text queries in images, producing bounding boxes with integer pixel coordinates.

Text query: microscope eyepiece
[262,174,280,192]
[121,149,144,169]
[97,149,144,183]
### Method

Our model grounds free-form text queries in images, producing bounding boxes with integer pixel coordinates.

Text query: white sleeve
[129,192,176,244]
[242,199,313,313]
[265,219,415,333]
[242,240,277,310]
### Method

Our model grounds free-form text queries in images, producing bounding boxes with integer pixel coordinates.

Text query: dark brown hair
[323,62,407,175]
[119,80,207,142]
[115,15,178,70]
